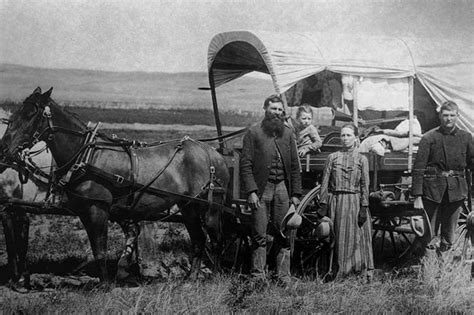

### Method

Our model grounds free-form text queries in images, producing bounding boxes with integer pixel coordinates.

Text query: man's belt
[268,178,284,184]
[424,170,465,178]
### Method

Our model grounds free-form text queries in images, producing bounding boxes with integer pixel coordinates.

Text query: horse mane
[51,101,87,129]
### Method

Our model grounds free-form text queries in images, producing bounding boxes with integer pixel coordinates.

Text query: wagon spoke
[400,232,412,245]
[380,230,386,253]
[452,229,467,252]
[388,231,397,255]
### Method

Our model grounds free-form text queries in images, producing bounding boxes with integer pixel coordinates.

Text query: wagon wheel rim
[290,185,321,253]
[452,201,473,266]
[371,206,431,260]
[290,185,330,276]
[456,202,470,233]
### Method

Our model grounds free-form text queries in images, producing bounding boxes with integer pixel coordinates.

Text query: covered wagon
[206,30,473,272]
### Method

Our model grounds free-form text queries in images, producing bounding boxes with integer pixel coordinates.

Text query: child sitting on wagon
[292,104,323,157]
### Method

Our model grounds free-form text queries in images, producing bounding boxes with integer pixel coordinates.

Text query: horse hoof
[8,281,30,294]
[116,267,130,281]
[116,275,141,288]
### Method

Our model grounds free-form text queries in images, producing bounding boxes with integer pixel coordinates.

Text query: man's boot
[251,246,267,280]
[276,247,291,287]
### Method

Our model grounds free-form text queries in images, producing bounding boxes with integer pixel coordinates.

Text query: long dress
[319,146,374,276]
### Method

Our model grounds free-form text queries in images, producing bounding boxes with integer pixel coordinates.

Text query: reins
[197,127,248,143]
[5,104,234,217]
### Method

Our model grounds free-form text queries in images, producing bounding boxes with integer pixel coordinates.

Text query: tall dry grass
[2,253,472,314]
[2,213,473,313]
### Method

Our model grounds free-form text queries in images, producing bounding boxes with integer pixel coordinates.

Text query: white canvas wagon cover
[208,30,473,134]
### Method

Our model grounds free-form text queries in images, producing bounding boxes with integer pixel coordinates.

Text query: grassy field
[1,214,473,313]
[0,100,261,127]
[0,63,274,113]
[0,101,255,147]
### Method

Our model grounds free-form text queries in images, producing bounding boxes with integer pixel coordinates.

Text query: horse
[0,87,230,282]
[0,108,52,290]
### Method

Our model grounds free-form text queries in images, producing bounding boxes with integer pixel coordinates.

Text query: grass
[1,256,472,313]
[0,100,252,146]
[0,64,274,113]
[0,101,261,127]
[1,213,473,313]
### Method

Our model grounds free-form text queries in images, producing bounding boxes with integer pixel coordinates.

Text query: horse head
[0,87,54,164]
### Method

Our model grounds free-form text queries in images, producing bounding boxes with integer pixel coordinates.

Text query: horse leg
[1,209,20,281]
[182,209,206,281]
[80,204,109,281]
[13,209,30,289]
[1,208,30,290]
[116,219,140,280]
[204,205,224,272]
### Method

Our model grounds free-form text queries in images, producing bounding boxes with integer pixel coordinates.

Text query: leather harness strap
[82,164,232,215]
[10,105,233,219]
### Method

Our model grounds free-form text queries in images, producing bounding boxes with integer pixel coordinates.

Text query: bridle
[30,105,54,146]
[4,104,89,185]
[27,105,87,150]
[0,109,54,185]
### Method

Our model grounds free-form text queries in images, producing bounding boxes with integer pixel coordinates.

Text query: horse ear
[42,87,53,98]
[33,87,42,94]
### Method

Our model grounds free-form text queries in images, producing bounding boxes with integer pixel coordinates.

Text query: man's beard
[261,112,285,137]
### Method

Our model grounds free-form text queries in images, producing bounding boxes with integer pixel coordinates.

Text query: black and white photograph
[0,0,473,313]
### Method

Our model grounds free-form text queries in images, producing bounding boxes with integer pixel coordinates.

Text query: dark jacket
[412,126,474,203]
[240,123,302,198]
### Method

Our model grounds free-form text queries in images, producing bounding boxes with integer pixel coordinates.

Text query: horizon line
[0,62,208,75]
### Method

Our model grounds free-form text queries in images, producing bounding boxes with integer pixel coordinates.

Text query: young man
[413,101,474,252]
[240,95,302,285]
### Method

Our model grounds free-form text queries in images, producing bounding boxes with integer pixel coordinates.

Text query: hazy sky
[1,0,472,73]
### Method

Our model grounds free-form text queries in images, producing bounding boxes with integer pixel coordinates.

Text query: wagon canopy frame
[207,30,473,136]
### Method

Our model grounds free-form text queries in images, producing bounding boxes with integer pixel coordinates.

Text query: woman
[319,124,374,279]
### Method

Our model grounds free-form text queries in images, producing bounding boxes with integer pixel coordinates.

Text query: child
[293,104,322,157]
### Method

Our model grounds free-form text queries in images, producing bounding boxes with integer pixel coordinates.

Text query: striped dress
[320,147,374,276]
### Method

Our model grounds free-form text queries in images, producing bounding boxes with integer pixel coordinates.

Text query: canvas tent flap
[208,30,473,134]
[357,77,410,111]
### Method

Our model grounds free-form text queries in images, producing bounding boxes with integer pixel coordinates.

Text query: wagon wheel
[452,202,473,276]
[203,209,251,274]
[290,185,331,276]
[371,206,431,260]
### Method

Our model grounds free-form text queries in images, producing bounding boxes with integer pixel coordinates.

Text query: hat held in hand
[410,215,426,237]
[281,204,302,233]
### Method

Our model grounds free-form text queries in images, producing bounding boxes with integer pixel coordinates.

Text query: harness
[4,105,233,219]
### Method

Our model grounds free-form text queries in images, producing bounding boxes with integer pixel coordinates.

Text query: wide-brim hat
[410,214,430,238]
[281,204,302,233]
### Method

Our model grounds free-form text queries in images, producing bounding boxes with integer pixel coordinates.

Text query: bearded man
[240,94,301,286]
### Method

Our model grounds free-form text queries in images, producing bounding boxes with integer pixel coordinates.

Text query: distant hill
[0,64,273,112]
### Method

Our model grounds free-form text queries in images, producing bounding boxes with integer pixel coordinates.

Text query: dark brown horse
[0,87,230,281]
